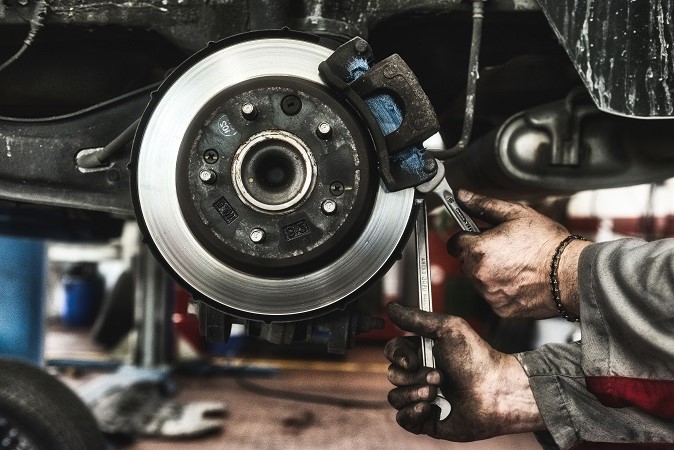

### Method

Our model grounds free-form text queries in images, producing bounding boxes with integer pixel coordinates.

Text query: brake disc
[131,32,414,321]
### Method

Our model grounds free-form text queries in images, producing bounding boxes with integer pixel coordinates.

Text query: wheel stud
[321,199,337,215]
[316,122,332,139]
[199,169,217,184]
[241,102,258,120]
[250,228,266,243]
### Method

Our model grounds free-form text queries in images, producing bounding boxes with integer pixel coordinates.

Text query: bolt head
[354,39,369,54]
[106,169,120,182]
[423,158,438,174]
[199,169,216,184]
[321,199,337,215]
[329,181,344,196]
[203,149,219,164]
[316,122,332,139]
[250,228,266,243]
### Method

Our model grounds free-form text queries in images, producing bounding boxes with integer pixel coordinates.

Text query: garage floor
[47,327,539,450]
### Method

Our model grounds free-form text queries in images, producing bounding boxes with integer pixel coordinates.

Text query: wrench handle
[422,336,452,420]
[435,179,479,233]
[416,201,452,421]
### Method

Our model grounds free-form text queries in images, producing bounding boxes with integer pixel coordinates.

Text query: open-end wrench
[414,200,452,420]
[416,160,480,233]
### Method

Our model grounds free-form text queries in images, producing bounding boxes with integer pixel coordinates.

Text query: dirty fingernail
[426,370,441,385]
[457,189,473,202]
[417,386,429,398]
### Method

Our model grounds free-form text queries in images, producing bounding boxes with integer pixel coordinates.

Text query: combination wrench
[413,159,480,420]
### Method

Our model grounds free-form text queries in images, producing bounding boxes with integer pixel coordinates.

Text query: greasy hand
[448,190,588,319]
[384,303,544,441]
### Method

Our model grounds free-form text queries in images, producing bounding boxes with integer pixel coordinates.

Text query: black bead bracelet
[550,234,587,322]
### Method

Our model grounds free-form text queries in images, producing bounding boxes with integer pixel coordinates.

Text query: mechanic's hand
[384,303,545,441]
[448,190,591,319]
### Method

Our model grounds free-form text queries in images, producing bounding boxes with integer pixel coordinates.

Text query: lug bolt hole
[281,95,302,116]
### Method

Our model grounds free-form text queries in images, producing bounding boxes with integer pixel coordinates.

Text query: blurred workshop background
[1,179,672,449]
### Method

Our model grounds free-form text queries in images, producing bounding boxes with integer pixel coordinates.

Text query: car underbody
[0,0,672,352]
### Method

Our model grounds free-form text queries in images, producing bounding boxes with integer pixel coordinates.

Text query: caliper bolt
[281,94,302,116]
[203,149,219,164]
[249,228,266,243]
[241,102,258,120]
[199,169,217,184]
[316,122,332,140]
[321,199,337,215]
[354,39,369,54]
[329,181,344,196]
[423,158,437,174]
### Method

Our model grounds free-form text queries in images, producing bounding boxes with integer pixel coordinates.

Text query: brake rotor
[131,32,414,320]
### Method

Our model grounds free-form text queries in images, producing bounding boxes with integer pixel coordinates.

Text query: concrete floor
[47,327,540,450]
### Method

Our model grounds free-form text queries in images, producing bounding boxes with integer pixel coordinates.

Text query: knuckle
[496,308,513,319]
[503,311,516,319]
[383,340,396,359]
[396,411,419,434]
[437,315,470,339]
[384,337,405,361]
[387,389,400,407]
[473,262,491,282]
[448,315,470,331]
[387,365,397,383]
[475,197,492,212]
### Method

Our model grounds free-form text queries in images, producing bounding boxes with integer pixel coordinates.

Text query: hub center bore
[232,130,317,213]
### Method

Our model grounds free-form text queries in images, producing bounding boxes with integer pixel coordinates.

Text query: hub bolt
[250,228,266,243]
[316,122,332,139]
[241,102,258,120]
[329,181,344,196]
[199,169,217,184]
[203,149,219,164]
[321,199,337,215]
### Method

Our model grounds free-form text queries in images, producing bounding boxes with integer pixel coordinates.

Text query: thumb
[456,189,525,225]
[386,303,444,339]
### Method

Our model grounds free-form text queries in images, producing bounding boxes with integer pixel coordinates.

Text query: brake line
[431,0,485,160]
[0,0,49,73]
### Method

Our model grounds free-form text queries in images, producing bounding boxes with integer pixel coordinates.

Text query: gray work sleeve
[516,238,674,449]
[579,238,674,382]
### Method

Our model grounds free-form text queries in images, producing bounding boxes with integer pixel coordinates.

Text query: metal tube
[431,0,485,160]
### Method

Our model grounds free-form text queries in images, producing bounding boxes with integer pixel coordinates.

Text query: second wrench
[416,160,479,233]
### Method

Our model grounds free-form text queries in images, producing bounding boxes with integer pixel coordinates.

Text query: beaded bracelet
[549,234,587,322]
